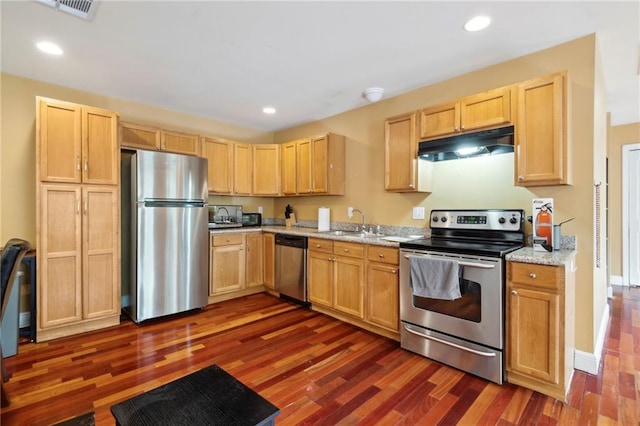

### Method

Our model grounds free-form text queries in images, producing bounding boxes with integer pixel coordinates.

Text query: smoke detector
[36,0,99,21]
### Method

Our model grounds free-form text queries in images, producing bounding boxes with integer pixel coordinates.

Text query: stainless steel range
[399,209,524,384]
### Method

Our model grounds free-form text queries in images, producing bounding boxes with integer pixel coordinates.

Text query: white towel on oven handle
[408,256,462,300]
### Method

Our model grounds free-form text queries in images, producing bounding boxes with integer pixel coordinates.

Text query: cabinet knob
[378,253,384,258]
[240,247,243,251]
[392,269,397,274]
[226,238,230,242]
[316,244,321,248]
[511,290,518,295]
[344,248,349,253]
[518,175,524,182]
[461,124,465,130]
[76,156,81,171]
[529,273,536,279]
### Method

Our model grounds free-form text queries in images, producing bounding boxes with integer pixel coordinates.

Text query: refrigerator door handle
[143,200,206,208]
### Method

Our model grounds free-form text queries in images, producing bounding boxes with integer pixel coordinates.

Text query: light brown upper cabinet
[280,133,345,196]
[419,87,512,140]
[160,129,201,156]
[280,140,297,195]
[201,136,234,194]
[38,97,118,185]
[252,144,281,196]
[120,122,161,151]
[120,122,200,156]
[515,72,569,186]
[384,112,431,193]
[233,143,253,195]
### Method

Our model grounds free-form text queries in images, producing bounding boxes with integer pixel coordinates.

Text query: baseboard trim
[574,303,610,375]
[610,275,623,286]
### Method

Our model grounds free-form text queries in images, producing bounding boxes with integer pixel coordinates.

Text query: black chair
[1,238,31,407]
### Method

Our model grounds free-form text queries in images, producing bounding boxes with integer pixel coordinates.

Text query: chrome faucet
[350,208,366,232]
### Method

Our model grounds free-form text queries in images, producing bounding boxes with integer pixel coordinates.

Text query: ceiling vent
[36,0,99,21]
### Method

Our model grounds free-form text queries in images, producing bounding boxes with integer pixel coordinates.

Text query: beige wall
[1,34,610,355]
[274,35,603,353]
[0,73,275,244]
[609,123,640,277]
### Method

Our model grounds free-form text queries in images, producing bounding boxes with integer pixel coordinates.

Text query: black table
[110,365,280,426]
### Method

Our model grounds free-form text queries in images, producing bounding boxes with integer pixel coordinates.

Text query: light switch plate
[412,207,426,220]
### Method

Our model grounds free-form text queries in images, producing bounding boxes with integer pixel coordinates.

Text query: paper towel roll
[318,207,330,231]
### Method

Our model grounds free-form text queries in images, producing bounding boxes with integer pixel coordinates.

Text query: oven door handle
[403,324,496,358]
[403,255,495,270]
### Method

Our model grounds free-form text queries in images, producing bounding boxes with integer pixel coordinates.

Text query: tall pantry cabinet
[36,97,121,342]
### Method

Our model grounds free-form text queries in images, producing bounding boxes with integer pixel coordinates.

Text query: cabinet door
[460,87,511,132]
[508,286,560,384]
[39,185,82,328]
[161,130,201,156]
[419,102,460,139]
[82,186,120,319]
[308,251,332,307]
[296,139,312,194]
[280,141,297,195]
[366,262,399,332]
[253,144,280,195]
[82,106,118,185]
[210,243,246,295]
[234,143,253,195]
[311,135,328,193]
[515,73,567,186]
[333,256,364,318]
[120,122,160,150]
[263,233,275,290]
[246,233,263,288]
[385,112,418,191]
[202,137,233,194]
[37,98,82,183]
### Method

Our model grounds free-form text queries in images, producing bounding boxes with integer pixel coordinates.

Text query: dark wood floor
[1,286,638,425]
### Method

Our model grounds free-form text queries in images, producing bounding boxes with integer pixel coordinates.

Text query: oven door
[399,249,504,350]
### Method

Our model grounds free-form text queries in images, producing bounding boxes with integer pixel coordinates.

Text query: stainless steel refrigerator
[121,150,209,323]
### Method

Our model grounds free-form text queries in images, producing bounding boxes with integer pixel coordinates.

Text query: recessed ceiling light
[36,41,64,55]
[262,106,276,114]
[463,16,491,32]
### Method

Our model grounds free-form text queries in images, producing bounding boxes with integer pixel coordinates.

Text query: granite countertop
[209,225,421,247]
[506,247,576,267]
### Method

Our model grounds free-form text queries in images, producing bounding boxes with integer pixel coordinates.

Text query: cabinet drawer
[212,234,243,247]
[333,242,364,259]
[367,246,399,265]
[510,262,562,290]
[308,237,333,254]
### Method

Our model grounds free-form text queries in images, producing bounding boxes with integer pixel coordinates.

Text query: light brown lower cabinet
[308,238,399,340]
[506,260,576,401]
[262,233,275,290]
[37,184,120,342]
[208,232,265,303]
[365,246,399,333]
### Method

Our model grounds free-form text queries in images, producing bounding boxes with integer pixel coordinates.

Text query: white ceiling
[2,1,639,132]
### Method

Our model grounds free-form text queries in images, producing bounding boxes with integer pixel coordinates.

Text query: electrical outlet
[348,207,354,218]
[412,207,426,220]
[258,206,263,214]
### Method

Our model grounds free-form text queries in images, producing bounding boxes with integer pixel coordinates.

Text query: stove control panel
[430,209,523,231]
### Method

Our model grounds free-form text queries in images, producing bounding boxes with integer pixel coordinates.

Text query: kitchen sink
[319,230,380,238]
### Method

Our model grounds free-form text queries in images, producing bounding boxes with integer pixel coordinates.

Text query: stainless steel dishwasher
[275,233,308,305]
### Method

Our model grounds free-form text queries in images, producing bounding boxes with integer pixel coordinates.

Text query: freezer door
[134,150,208,201]
[134,204,208,322]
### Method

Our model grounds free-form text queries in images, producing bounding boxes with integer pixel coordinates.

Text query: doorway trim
[622,143,640,286]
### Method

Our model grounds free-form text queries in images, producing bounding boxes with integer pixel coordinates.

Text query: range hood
[418,125,514,162]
